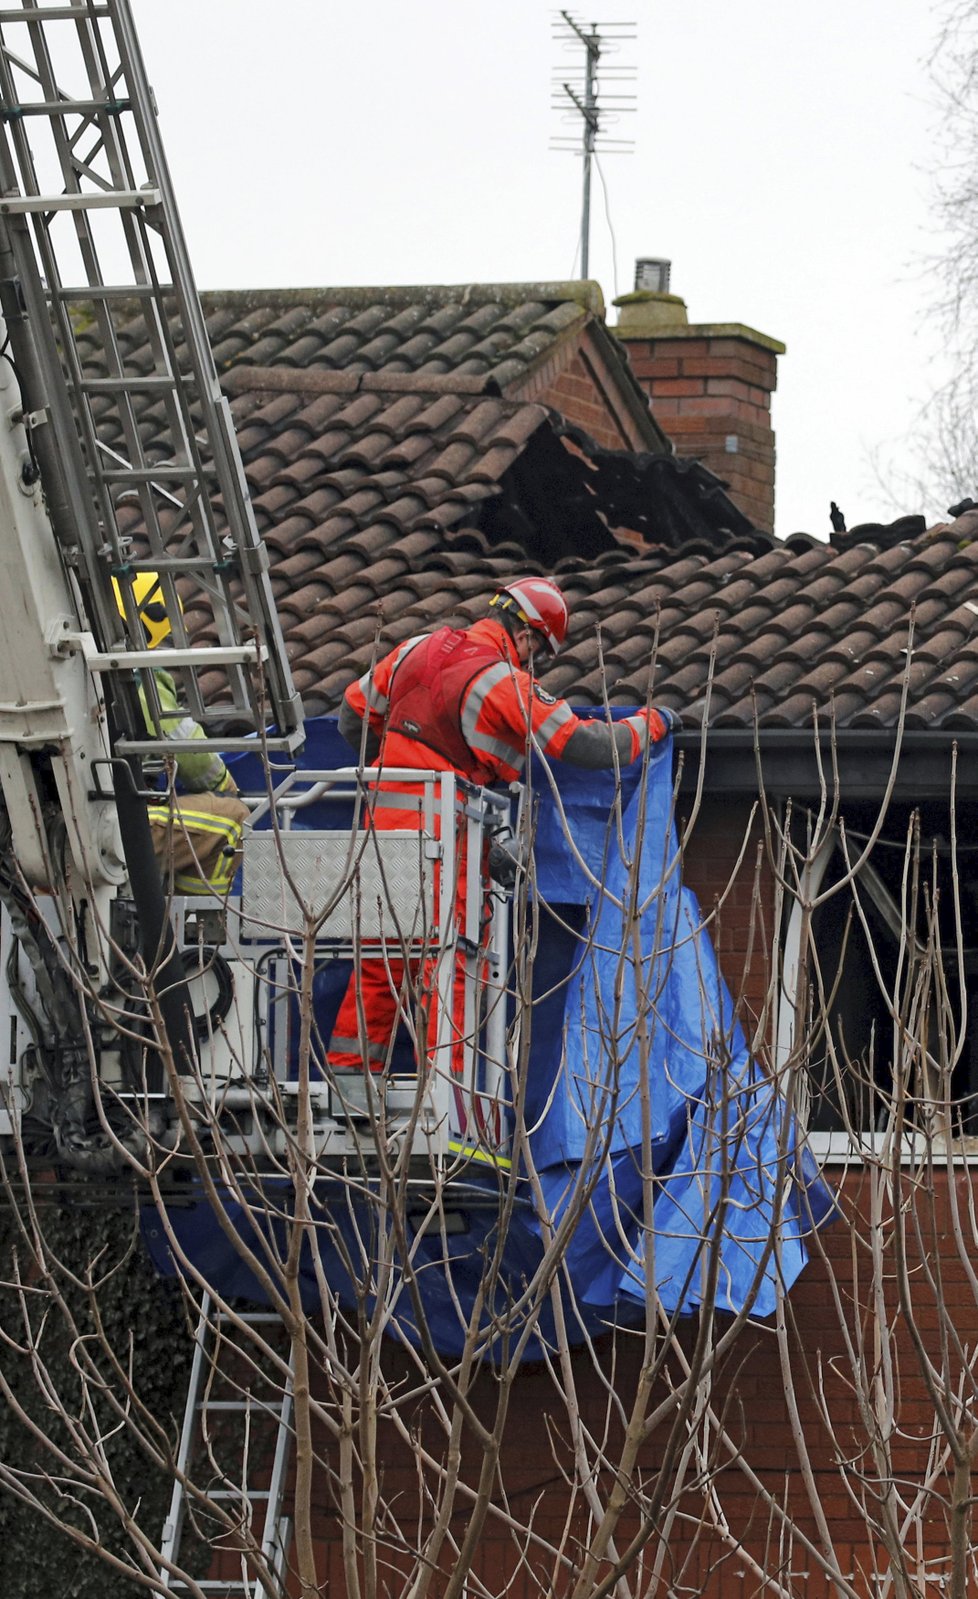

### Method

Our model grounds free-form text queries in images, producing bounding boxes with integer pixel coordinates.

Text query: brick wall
[614,292,784,534]
[292,1164,977,1598]
[531,348,640,452]
[509,327,654,453]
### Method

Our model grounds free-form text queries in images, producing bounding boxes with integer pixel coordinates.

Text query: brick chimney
[613,264,784,534]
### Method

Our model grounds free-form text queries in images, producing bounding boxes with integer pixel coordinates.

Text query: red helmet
[493,577,569,656]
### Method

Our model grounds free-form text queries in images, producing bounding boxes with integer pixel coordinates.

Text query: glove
[487,826,522,890]
[646,706,678,743]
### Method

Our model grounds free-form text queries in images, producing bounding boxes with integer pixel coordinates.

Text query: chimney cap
[634,257,671,293]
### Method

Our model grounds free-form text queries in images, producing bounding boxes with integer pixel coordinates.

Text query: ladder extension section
[0,0,303,754]
[160,1293,294,1597]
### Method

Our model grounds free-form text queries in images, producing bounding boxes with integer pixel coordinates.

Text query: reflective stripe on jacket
[146,801,242,895]
[344,617,652,786]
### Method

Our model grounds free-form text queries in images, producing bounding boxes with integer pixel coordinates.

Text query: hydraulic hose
[110,743,197,1092]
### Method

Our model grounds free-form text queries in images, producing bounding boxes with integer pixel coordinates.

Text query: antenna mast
[552,11,636,280]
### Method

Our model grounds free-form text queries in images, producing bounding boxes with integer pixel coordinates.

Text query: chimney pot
[634,257,671,293]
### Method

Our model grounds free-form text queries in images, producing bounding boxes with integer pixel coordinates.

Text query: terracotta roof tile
[848,694,910,729]
[309,580,379,617]
[916,564,978,607]
[910,593,962,631]
[907,691,962,728]
[914,623,971,663]
[751,658,805,701]
[708,575,760,612]
[820,687,865,724]
[767,690,821,726]
[934,656,978,703]
[802,658,869,698]
[945,695,978,729]
[669,611,724,648]
[861,539,920,573]
[314,666,364,704]
[712,699,756,729]
[710,658,758,702]
[763,600,823,638]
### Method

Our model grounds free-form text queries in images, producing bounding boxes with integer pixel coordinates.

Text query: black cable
[188,948,235,1039]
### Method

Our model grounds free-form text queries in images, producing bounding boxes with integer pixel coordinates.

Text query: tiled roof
[73,281,669,469]
[255,507,978,733]
[114,365,755,713]
[108,361,978,731]
[73,278,978,737]
[515,516,978,734]
[196,283,599,392]
[129,370,978,728]
[73,282,605,401]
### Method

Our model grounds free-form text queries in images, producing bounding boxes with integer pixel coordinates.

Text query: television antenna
[551,11,636,279]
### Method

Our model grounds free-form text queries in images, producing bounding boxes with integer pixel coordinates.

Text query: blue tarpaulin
[143,717,834,1355]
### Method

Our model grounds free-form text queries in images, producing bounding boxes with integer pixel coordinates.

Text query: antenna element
[551,11,636,279]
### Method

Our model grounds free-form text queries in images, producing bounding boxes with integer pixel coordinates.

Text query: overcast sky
[130,0,950,541]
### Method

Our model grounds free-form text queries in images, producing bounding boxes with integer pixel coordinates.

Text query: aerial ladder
[0,0,516,1177]
[0,7,517,1588]
[0,0,302,1165]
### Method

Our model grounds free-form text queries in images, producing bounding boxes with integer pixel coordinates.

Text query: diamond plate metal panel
[242,830,435,940]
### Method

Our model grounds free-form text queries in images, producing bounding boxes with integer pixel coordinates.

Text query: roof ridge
[201,281,606,318]
[222,365,509,399]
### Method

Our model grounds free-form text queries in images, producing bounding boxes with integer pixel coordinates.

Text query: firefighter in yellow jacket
[114,573,249,895]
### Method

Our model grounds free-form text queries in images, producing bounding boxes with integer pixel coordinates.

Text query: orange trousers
[326,806,478,1076]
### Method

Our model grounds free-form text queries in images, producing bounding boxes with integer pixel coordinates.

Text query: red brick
[676,395,758,421]
[704,376,771,410]
[661,413,732,436]
[680,354,770,382]
[626,354,682,380]
[647,376,708,398]
[624,335,713,360]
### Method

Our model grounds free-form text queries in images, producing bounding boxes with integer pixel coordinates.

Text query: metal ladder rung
[200,1401,265,1413]
[0,5,111,16]
[161,1584,256,1594]
[119,734,294,756]
[89,644,265,672]
[55,282,171,301]
[99,465,215,483]
[200,1391,291,1410]
[0,187,156,211]
[79,375,187,392]
[0,100,133,118]
[112,557,225,571]
[208,1489,273,1503]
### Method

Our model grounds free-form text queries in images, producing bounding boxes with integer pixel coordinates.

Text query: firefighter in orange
[326,577,675,1075]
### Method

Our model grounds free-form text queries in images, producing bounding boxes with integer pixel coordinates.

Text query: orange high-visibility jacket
[341,617,663,786]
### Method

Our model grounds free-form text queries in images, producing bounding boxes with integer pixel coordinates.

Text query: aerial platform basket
[170,768,518,1174]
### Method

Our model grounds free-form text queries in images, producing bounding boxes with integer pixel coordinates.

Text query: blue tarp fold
[144,716,834,1354]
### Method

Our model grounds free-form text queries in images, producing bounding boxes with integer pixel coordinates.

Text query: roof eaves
[675,727,978,801]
